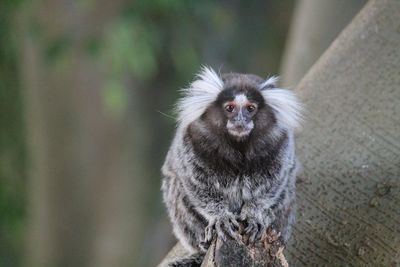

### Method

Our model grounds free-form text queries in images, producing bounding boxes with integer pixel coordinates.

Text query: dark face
[213,86,266,140]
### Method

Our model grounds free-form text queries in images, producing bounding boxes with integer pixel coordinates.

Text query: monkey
[161,66,302,267]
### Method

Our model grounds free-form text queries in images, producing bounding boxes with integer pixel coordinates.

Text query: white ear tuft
[176,66,224,128]
[261,88,303,130]
[259,76,279,90]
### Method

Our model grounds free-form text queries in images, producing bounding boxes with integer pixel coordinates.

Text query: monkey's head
[209,74,270,140]
[177,67,302,142]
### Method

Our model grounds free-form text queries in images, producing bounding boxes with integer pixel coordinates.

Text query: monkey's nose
[233,118,249,128]
[232,121,246,129]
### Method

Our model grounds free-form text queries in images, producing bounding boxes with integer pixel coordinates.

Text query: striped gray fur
[161,68,302,266]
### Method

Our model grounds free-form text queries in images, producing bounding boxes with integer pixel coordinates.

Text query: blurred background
[0,0,366,267]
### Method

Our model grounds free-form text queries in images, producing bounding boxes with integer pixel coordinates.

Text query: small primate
[162,67,302,266]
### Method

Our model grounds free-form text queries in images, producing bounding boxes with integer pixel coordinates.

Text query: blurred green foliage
[0,0,294,266]
[0,1,26,267]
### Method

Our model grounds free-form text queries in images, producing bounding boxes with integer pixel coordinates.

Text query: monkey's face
[223,94,257,138]
[213,87,267,140]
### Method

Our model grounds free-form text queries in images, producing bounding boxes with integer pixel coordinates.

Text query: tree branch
[160,228,288,267]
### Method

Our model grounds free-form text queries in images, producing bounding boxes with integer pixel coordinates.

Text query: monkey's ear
[259,76,279,90]
[259,76,303,130]
[176,66,224,128]
[260,86,303,130]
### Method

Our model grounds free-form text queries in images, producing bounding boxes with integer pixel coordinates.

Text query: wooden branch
[201,228,287,267]
[159,228,288,267]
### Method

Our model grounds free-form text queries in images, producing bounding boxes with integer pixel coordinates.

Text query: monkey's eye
[225,104,235,113]
[247,104,256,112]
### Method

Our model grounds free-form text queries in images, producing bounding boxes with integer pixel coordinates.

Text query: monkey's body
[162,69,301,266]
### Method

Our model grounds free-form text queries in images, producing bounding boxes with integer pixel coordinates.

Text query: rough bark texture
[280,0,367,87]
[200,233,287,267]
[287,0,400,265]
[159,230,287,266]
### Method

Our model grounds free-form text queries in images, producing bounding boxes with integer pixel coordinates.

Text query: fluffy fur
[162,67,302,267]
[261,87,302,131]
[177,66,224,129]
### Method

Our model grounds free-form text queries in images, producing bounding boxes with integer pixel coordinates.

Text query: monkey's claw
[203,219,216,245]
[217,212,241,241]
[239,210,271,244]
[204,212,241,244]
[244,219,267,244]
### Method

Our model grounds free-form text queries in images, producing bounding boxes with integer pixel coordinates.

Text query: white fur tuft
[177,66,224,127]
[259,76,279,89]
[261,88,303,130]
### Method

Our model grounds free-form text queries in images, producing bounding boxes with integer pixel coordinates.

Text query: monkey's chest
[216,178,255,214]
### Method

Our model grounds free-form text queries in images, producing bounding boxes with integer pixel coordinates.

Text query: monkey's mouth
[227,121,254,138]
[228,128,252,137]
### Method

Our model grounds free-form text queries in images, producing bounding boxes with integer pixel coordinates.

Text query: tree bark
[280,0,367,87]
[159,230,287,267]
[199,233,287,267]
[287,0,400,265]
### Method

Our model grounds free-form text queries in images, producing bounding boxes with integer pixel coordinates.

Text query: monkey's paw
[239,208,274,244]
[203,212,241,245]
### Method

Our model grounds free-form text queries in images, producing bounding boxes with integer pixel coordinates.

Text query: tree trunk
[287,0,400,265]
[280,0,367,87]
[19,1,149,266]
